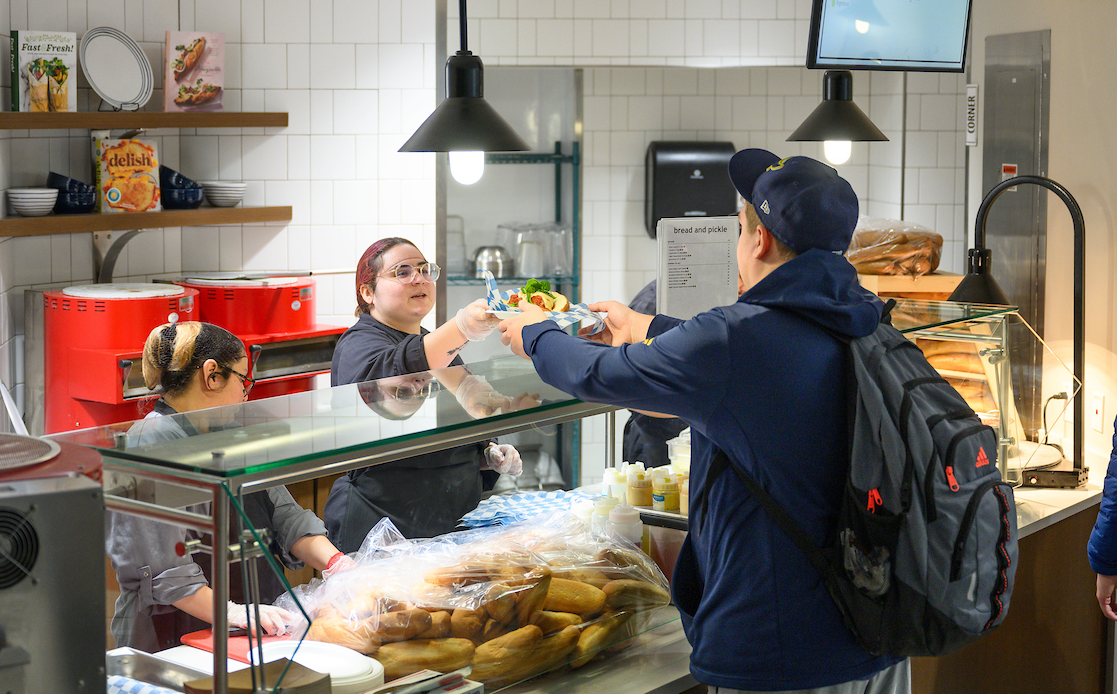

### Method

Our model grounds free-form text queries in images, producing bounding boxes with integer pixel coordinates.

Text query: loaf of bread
[485,625,582,688]
[602,579,672,609]
[945,377,997,414]
[513,567,552,627]
[542,578,607,616]
[471,625,544,682]
[483,583,519,624]
[450,607,485,640]
[534,610,584,634]
[370,607,432,643]
[416,610,451,639]
[927,351,985,374]
[374,638,475,682]
[550,566,611,588]
[570,611,634,668]
[305,616,381,654]
[846,225,943,277]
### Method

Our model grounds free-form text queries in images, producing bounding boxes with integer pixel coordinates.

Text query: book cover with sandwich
[163,31,224,112]
[10,30,77,112]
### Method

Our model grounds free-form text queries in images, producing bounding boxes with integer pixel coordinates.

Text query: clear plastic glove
[323,552,357,578]
[227,600,294,636]
[455,298,500,342]
[482,442,523,476]
[454,374,513,418]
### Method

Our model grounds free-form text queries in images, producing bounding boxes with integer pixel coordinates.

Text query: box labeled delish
[163,31,224,112]
[92,132,161,213]
[10,30,78,112]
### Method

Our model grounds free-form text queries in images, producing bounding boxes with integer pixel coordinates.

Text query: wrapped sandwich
[507,279,570,312]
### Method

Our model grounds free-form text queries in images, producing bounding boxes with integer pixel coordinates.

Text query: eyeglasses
[380,262,441,284]
[390,379,440,402]
[224,366,256,397]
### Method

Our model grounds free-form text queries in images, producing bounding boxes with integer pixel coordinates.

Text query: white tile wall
[1,2,967,485]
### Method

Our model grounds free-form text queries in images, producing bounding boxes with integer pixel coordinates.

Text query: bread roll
[481,617,513,642]
[374,638,475,682]
[305,616,381,654]
[450,607,485,640]
[485,625,581,687]
[425,562,505,587]
[483,583,518,624]
[542,578,607,616]
[471,625,543,682]
[916,339,978,360]
[513,567,552,626]
[602,579,671,609]
[928,352,985,374]
[371,607,432,643]
[593,547,660,581]
[417,610,451,639]
[550,566,611,589]
[570,611,634,668]
[535,610,584,634]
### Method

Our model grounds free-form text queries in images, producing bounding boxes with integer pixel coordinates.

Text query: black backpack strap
[689,447,732,538]
[711,448,832,579]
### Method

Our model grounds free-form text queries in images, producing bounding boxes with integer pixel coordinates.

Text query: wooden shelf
[0,206,292,237]
[0,111,288,130]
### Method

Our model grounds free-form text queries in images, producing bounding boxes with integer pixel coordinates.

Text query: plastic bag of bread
[276,512,672,686]
[846,216,943,277]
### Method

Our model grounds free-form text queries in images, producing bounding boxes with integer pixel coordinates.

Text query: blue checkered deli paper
[460,489,600,528]
[482,271,605,335]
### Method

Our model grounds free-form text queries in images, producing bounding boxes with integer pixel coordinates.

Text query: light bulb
[824,140,852,165]
[449,151,485,185]
[855,19,870,34]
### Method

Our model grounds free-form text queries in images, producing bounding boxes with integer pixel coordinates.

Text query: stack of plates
[199,181,247,208]
[8,187,60,217]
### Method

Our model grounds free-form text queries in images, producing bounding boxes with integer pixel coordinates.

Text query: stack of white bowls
[198,181,247,208]
[8,187,60,217]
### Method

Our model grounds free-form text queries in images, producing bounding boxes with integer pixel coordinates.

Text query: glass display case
[53,357,624,690]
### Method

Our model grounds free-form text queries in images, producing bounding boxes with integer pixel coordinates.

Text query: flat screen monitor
[807,0,973,72]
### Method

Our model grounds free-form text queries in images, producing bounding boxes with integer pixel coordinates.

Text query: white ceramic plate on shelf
[80,27,153,110]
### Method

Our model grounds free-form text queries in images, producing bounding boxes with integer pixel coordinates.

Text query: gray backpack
[705,305,1018,657]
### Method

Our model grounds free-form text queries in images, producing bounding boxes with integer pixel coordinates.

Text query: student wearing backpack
[499,150,909,693]
[1088,414,1117,619]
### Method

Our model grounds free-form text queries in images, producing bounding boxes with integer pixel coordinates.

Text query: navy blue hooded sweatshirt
[521,249,902,690]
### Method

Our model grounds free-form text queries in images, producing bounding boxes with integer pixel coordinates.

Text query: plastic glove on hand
[482,443,524,476]
[226,601,295,636]
[454,374,513,418]
[323,553,357,578]
[455,298,500,342]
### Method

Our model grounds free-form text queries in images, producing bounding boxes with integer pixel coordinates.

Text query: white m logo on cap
[760,200,770,214]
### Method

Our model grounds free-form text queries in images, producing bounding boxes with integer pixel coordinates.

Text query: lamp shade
[948,250,1010,306]
[399,52,529,153]
[787,70,888,142]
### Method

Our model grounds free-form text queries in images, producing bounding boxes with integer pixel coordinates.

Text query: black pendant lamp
[787,70,887,165]
[398,0,529,184]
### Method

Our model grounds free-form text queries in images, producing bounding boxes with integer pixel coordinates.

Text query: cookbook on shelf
[92,131,161,213]
[163,31,225,112]
[10,30,77,112]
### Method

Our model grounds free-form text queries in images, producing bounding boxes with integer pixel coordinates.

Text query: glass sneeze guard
[50,356,613,486]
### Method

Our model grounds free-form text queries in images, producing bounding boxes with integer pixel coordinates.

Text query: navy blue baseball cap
[728,148,859,254]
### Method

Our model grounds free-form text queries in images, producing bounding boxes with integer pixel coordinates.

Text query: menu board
[655,216,739,320]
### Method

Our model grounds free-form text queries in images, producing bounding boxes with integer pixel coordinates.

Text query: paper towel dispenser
[645,141,738,238]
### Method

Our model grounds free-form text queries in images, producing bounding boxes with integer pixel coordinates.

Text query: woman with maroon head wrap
[325,238,522,551]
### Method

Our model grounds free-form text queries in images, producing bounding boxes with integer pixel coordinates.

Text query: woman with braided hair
[106,321,351,651]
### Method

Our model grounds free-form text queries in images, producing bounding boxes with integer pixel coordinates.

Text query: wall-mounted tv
[806,0,974,72]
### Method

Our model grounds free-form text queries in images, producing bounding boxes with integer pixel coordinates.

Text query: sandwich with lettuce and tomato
[507,279,570,312]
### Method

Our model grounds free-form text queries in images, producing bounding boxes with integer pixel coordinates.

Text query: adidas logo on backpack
[703,301,1018,657]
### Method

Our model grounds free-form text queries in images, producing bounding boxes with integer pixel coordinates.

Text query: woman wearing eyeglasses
[325,237,522,551]
[106,321,350,652]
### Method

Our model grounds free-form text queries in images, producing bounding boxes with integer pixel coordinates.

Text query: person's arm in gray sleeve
[106,507,208,607]
[267,487,332,570]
